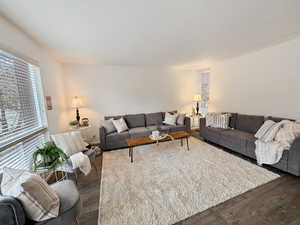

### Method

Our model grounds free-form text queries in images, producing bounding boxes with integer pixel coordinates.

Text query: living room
[0,1,300,225]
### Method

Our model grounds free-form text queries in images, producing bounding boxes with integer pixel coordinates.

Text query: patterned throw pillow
[1,168,60,222]
[206,113,230,129]
[255,120,276,139]
[163,112,178,125]
[112,117,129,133]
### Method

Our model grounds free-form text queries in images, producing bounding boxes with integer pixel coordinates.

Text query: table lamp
[193,94,202,115]
[71,96,83,123]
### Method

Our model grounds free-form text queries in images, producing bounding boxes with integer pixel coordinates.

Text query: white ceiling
[1,0,300,66]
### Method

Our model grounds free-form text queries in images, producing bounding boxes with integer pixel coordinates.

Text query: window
[0,49,47,171]
[200,71,210,115]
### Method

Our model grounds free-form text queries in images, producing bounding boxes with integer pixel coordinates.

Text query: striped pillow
[206,113,231,129]
[1,168,60,222]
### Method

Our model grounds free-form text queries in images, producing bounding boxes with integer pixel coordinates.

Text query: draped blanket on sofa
[255,120,300,165]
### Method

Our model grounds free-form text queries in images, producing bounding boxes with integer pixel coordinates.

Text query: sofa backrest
[124,114,145,128]
[236,114,264,134]
[145,112,163,126]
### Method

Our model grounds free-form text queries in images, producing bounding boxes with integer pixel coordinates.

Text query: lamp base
[76,108,80,123]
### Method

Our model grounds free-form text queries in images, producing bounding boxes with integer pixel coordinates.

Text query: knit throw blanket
[255,120,300,165]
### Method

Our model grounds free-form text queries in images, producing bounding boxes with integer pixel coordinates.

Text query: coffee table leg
[180,138,183,146]
[130,147,133,163]
[186,137,190,151]
[129,148,130,157]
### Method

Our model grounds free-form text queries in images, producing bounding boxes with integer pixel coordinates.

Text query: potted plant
[32,143,68,171]
[69,120,79,129]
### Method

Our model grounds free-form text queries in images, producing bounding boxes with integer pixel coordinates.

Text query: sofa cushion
[201,127,224,145]
[129,127,151,138]
[124,114,145,128]
[220,129,255,155]
[229,113,238,129]
[169,125,186,133]
[236,114,264,134]
[147,125,171,133]
[145,112,163,126]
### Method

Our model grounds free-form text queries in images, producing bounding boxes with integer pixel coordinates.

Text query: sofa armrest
[288,137,300,176]
[0,196,26,225]
[99,127,107,150]
[184,117,191,134]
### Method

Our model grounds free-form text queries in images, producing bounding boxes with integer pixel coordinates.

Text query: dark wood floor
[75,134,300,225]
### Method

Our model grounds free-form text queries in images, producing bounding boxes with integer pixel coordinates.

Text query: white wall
[0,15,69,132]
[62,64,201,139]
[209,37,300,120]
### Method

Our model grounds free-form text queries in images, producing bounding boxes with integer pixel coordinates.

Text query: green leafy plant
[69,120,79,126]
[32,143,68,171]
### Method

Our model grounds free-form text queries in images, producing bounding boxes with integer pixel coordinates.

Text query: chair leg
[75,218,80,225]
[74,171,79,185]
[92,161,99,177]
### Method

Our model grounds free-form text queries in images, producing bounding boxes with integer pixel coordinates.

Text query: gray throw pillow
[101,119,117,134]
[177,114,185,125]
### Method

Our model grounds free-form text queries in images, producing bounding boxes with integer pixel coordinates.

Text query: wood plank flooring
[75,134,300,225]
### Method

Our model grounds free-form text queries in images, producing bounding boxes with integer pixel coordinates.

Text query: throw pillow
[212,113,231,129]
[255,120,276,139]
[112,117,129,133]
[206,113,230,128]
[206,113,217,127]
[275,121,295,149]
[261,122,283,142]
[1,168,60,222]
[101,119,116,134]
[176,113,185,125]
[163,112,178,125]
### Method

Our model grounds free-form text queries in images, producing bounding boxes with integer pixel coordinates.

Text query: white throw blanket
[70,152,91,175]
[255,120,300,165]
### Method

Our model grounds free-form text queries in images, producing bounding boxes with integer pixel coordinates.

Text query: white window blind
[0,49,47,171]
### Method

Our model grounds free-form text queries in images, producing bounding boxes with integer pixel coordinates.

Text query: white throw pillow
[163,112,178,125]
[206,113,230,129]
[1,168,60,222]
[112,117,128,133]
[255,120,276,139]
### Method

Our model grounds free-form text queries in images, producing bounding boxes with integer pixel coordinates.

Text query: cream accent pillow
[163,112,178,125]
[112,117,128,133]
[1,168,60,222]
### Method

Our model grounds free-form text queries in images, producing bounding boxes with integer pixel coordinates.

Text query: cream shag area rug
[98,137,279,225]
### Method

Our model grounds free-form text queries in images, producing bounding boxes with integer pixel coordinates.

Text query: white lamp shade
[71,96,83,108]
[193,94,202,102]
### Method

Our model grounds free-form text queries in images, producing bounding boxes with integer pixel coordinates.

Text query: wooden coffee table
[126,131,190,163]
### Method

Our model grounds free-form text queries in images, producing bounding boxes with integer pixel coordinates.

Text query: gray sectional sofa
[100,111,191,150]
[200,113,300,176]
